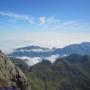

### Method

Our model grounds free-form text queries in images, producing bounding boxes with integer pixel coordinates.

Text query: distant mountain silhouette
[54,42,90,56]
[9,42,90,58]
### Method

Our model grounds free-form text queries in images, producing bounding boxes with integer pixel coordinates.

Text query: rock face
[0,51,31,90]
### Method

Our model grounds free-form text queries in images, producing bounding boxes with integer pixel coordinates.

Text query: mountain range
[1,42,90,90]
[20,54,90,90]
[9,42,90,66]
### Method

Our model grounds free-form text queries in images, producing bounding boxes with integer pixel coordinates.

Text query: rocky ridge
[0,51,31,90]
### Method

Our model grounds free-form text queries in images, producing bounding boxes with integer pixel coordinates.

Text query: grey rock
[0,51,31,90]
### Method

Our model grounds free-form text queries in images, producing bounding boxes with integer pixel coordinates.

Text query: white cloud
[38,17,62,27]
[19,49,50,52]
[45,54,59,63]
[0,11,90,32]
[16,56,42,66]
[0,11,34,24]
[0,11,90,54]
[0,32,90,54]
[41,17,82,31]
[39,16,46,25]
[47,17,61,25]
[37,16,89,32]
[16,55,59,66]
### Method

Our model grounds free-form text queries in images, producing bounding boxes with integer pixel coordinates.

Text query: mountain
[53,42,90,55]
[10,57,29,71]
[0,51,31,90]
[27,54,90,90]
[9,42,90,66]
[16,45,49,50]
[9,45,52,57]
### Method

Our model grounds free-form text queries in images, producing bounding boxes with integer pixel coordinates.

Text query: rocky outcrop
[0,51,31,90]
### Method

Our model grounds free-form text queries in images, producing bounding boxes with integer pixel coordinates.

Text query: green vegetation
[26,54,90,90]
[11,54,90,90]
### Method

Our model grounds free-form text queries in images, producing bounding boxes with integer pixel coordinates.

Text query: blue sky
[0,0,90,53]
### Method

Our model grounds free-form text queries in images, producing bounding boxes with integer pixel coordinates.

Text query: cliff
[0,51,31,90]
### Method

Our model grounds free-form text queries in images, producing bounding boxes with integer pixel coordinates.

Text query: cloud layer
[16,54,59,66]
[0,11,34,24]
[0,11,90,53]
[0,11,90,32]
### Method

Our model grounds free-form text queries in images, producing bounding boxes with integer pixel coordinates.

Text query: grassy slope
[27,55,90,90]
[11,54,90,90]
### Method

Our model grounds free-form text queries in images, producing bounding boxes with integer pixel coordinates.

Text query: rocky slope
[0,51,31,90]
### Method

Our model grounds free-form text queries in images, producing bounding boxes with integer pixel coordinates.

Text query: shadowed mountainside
[27,54,90,90]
